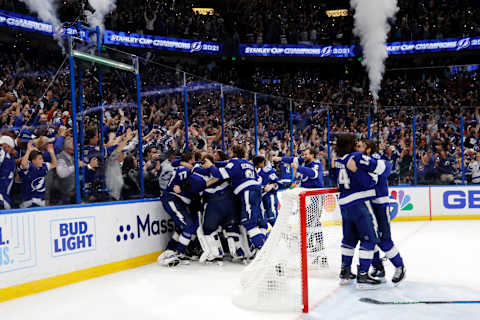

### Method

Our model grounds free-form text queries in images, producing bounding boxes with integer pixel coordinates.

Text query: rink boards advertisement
[0,199,172,296]
[430,186,480,218]
[293,185,480,224]
[388,187,430,221]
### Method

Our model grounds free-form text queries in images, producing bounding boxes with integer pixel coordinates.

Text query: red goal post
[234,187,340,313]
[299,188,339,313]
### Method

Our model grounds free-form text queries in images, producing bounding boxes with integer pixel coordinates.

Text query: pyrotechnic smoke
[87,0,117,33]
[350,0,398,101]
[21,0,64,50]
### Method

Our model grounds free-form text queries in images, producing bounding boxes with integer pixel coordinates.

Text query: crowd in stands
[1,32,480,210]
[2,0,480,45]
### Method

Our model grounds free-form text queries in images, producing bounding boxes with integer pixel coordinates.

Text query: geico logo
[137,214,175,238]
[0,226,11,265]
[443,190,480,209]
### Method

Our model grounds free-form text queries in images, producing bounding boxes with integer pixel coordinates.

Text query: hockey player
[158,152,220,266]
[253,155,280,227]
[330,134,390,288]
[193,154,243,263]
[0,135,16,209]
[19,141,57,208]
[359,140,406,284]
[158,152,197,265]
[277,160,294,188]
[203,145,265,251]
[272,147,324,188]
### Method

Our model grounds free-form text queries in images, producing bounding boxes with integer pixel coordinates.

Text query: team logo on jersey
[116,214,175,243]
[389,190,413,219]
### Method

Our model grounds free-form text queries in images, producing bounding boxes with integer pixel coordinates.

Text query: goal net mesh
[233,187,341,312]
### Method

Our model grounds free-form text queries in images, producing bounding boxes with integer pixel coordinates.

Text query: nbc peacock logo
[389,190,413,219]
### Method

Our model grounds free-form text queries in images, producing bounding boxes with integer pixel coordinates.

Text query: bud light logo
[51,217,96,257]
[0,215,37,273]
[191,41,202,52]
[457,38,471,51]
[321,46,332,57]
[116,214,175,242]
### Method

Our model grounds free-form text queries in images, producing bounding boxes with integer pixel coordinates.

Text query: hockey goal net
[233,187,341,313]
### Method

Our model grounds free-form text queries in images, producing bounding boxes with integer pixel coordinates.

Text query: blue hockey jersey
[181,172,208,200]
[257,167,280,196]
[192,164,230,196]
[0,149,15,209]
[278,162,293,187]
[438,157,455,175]
[330,152,387,206]
[165,166,192,203]
[209,158,260,195]
[371,153,393,204]
[19,162,50,207]
[282,157,324,188]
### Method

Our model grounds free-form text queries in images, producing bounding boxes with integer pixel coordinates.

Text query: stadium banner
[239,44,356,58]
[0,9,90,40]
[387,37,480,55]
[388,187,430,221]
[2,9,478,57]
[0,200,172,293]
[103,30,221,55]
[239,37,480,58]
[430,186,480,218]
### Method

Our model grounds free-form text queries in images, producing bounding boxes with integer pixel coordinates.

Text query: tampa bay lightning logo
[31,177,46,193]
[457,38,471,51]
[321,46,332,57]
[190,41,202,52]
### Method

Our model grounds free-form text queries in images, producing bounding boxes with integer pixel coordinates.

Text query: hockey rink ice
[2,220,480,320]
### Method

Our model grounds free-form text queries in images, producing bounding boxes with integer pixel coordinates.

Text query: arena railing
[1,37,478,213]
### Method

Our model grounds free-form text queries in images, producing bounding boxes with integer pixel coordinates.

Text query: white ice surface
[2,220,480,320]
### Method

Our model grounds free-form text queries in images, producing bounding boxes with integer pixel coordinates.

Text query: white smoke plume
[350,0,398,101]
[21,0,64,50]
[87,0,117,34]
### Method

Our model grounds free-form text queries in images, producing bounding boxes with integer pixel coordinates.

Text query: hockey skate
[392,266,406,285]
[370,261,386,283]
[177,253,192,265]
[339,266,356,285]
[157,250,180,267]
[356,266,382,290]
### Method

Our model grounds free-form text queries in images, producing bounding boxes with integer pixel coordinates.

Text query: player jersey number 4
[337,155,373,190]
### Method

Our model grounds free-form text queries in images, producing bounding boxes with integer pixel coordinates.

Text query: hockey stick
[359,297,480,305]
